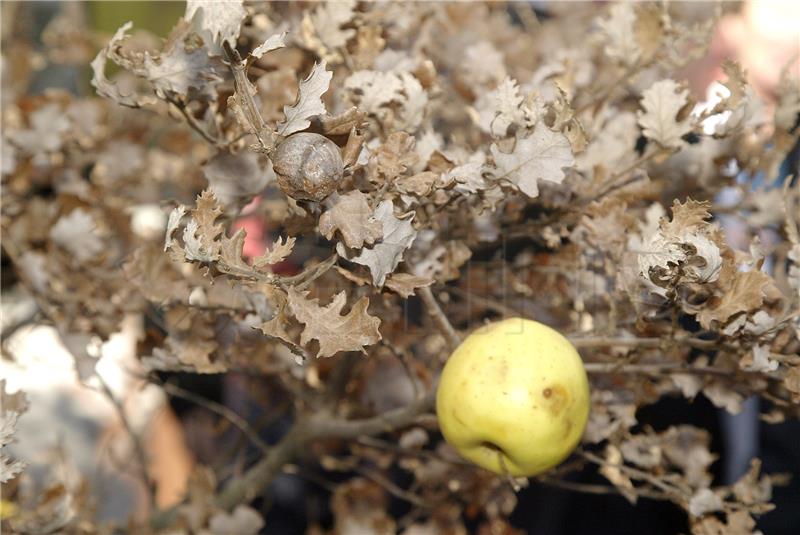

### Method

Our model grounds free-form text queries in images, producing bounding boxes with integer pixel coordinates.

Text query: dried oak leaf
[474,76,528,138]
[384,272,434,298]
[302,0,357,60]
[691,510,758,535]
[740,345,778,373]
[337,200,418,287]
[637,79,693,150]
[287,287,381,358]
[143,20,221,98]
[277,61,332,136]
[183,190,224,262]
[254,236,295,268]
[597,3,640,67]
[221,228,295,273]
[732,458,774,506]
[91,22,155,108]
[599,444,638,504]
[375,132,418,180]
[185,0,245,46]
[688,488,724,517]
[331,478,395,535]
[207,505,264,535]
[1,380,28,483]
[259,286,294,345]
[204,151,272,207]
[784,366,800,403]
[319,191,383,249]
[251,32,286,60]
[396,171,438,197]
[697,270,771,329]
[490,122,574,198]
[50,208,104,263]
[344,71,428,131]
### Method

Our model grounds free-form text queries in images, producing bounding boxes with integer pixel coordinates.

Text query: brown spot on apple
[543,384,569,415]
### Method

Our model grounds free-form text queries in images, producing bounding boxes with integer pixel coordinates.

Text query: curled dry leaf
[50,209,104,263]
[185,0,245,47]
[287,287,382,358]
[638,79,693,150]
[277,61,333,136]
[1,380,28,483]
[384,272,435,299]
[337,200,418,287]
[319,191,383,249]
[490,122,574,198]
[206,504,264,535]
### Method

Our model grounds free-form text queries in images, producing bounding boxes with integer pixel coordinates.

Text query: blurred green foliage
[89,1,185,37]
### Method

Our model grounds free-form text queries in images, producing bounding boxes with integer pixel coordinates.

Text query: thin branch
[215,423,309,510]
[160,380,271,455]
[418,286,461,349]
[574,66,636,116]
[537,477,668,500]
[166,96,223,147]
[310,390,435,441]
[200,389,435,515]
[585,147,669,204]
[579,450,689,497]
[95,375,156,509]
[355,436,472,467]
[290,254,339,291]
[569,335,718,350]
[582,361,776,379]
[355,465,431,508]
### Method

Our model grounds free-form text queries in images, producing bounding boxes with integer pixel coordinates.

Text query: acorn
[272,132,343,202]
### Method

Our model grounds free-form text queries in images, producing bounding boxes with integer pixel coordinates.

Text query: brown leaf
[182,190,224,262]
[385,272,434,298]
[287,287,381,358]
[259,286,294,344]
[376,132,418,179]
[638,79,693,150]
[732,458,773,505]
[599,445,638,504]
[396,171,437,197]
[254,236,296,267]
[691,511,758,535]
[784,366,800,403]
[220,228,251,272]
[319,191,383,249]
[337,200,418,287]
[697,270,771,329]
[662,199,713,237]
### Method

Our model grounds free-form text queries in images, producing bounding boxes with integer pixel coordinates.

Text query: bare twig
[222,41,277,152]
[582,361,778,379]
[166,96,223,147]
[569,335,717,350]
[355,465,430,508]
[579,450,689,497]
[95,375,156,509]
[418,286,462,349]
[202,389,435,514]
[160,380,271,455]
[538,476,668,500]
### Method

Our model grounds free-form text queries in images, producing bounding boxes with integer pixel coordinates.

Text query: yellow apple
[436,318,590,477]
